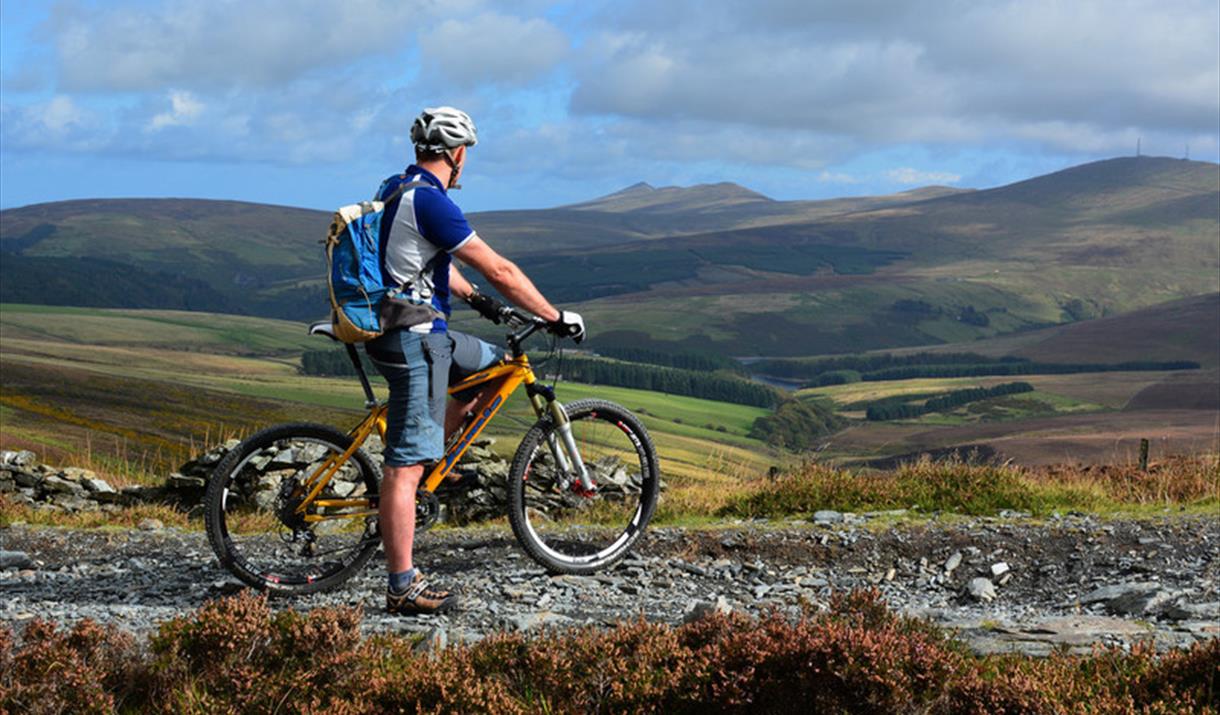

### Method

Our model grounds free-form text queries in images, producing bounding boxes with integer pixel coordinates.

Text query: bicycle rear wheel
[507,399,660,574]
[204,423,381,594]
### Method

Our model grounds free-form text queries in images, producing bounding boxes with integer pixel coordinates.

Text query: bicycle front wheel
[204,423,381,594]
[508,399,660,574]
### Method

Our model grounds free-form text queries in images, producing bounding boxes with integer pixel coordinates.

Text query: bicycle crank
[415,488,440,533]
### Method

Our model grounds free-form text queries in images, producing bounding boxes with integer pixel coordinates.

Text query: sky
[2,0,1217,213]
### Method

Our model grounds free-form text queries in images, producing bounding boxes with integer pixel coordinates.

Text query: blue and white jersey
[375,166,476,333]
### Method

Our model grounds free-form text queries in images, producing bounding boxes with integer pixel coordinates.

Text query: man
[365,106,585,615]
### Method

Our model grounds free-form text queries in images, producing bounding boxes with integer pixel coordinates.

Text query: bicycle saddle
[308,321,339,341]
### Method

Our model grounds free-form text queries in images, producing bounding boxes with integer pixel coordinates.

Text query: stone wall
[0,450,159,513]
[3,436,660,525]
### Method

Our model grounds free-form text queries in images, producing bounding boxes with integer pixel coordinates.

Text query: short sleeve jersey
[375,165,476,333]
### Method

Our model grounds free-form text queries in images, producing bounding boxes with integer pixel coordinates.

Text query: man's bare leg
[382,391,486,579]
[380,463,424,574]
[381,460,457,612]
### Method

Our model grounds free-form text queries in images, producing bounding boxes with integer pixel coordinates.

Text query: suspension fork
[526,382,593,491]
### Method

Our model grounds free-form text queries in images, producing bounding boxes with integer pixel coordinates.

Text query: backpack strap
[378,178,445,312]
[381,179,433,206]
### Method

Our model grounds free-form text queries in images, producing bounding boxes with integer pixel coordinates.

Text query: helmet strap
[442,149,462,190]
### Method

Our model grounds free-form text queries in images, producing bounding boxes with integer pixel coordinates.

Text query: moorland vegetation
[3,588,1216,714]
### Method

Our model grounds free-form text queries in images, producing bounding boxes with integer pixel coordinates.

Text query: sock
[389,568,418,593]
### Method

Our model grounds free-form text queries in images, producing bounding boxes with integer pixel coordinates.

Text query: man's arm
[453,236,560,322]
[448,263,476,302]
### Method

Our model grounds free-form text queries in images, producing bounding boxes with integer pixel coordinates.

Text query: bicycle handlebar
[500,307,549,356]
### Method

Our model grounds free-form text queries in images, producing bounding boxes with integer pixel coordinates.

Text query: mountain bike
[204,308,660,594]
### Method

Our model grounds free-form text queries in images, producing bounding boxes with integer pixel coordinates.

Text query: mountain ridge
[2,156,1216,356]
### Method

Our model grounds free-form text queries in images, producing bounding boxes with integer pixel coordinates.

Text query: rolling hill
[2,156,1216,357]
[908,292,1220,368]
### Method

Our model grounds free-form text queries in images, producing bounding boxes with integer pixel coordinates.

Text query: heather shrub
[486,620,693,712]
[365,638,528,714]
[0,618,142,714]
[1129,637,1220,710]
[1,592,1215,713]
[674,590,967,713]
[952,641,1217,714]
[147,590,371,714]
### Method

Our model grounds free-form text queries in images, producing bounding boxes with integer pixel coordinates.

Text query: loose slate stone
[0,550,34,569]
[683,596,732,624]
[84,478,116,494]
[967,578,998,602]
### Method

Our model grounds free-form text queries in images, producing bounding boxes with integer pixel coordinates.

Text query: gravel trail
[2,514,1216,656]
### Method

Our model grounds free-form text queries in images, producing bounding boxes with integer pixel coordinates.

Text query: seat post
[345,343,378,407]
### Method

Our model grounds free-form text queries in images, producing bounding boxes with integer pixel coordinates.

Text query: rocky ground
[2,513,1216,657]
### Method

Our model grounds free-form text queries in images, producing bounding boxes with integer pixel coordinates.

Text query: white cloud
[2,75,411,167]
[2,0,1215,186]
[40,95,86,132]
[885,167,962,185]
[420,12,569,88]
[0,95,106,152]
[148,91,205,131]
[571,0,1220,154]
[817,170,861,184]
[48,0,432,91]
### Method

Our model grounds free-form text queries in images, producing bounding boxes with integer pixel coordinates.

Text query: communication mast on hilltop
[1136,137,1141,157]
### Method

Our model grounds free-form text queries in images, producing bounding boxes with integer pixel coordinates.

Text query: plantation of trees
[750,352,1023,380]
[859,360,1198,382]
[300,349,778,408]
[555,356,777,407]
[749,352,1198,386]
[593,346,742,373]
[301,349,375,377]
[749,399,845,450]
[865,382,1035,421]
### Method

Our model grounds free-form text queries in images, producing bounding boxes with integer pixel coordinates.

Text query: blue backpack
[324,180,439,342]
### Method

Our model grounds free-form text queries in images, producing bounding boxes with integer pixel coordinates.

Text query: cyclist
[366,106,585,615]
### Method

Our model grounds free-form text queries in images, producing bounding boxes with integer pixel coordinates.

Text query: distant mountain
[2,157,1217,356]
[566,181,773,213]
[0,198,330,319]
[530,157,1218,355]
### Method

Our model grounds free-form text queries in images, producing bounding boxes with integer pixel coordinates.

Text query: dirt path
[2,514,1216,656]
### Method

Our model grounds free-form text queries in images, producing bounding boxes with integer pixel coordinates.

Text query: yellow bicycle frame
[294,354,561,523]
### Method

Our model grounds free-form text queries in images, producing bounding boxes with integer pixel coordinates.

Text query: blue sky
[2,0,1217,212]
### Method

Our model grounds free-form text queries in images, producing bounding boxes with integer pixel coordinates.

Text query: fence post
[1138,438,1149,471]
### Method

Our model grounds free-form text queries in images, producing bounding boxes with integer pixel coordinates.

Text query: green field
[0,305,776,493]
[0,303,317,355]
[3,301,1215,493]
[804,375,1113,423]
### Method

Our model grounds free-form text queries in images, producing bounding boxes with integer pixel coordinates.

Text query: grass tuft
[723,454,1219,519]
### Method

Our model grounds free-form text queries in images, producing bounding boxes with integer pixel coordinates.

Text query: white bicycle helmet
[411,107,478,153]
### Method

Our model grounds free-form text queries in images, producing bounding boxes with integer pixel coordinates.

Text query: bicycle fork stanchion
[549,400,594,492]
[526,380,591,492]
[528,389,573,478]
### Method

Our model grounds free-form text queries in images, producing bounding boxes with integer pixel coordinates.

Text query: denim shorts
[366,330,503,467]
